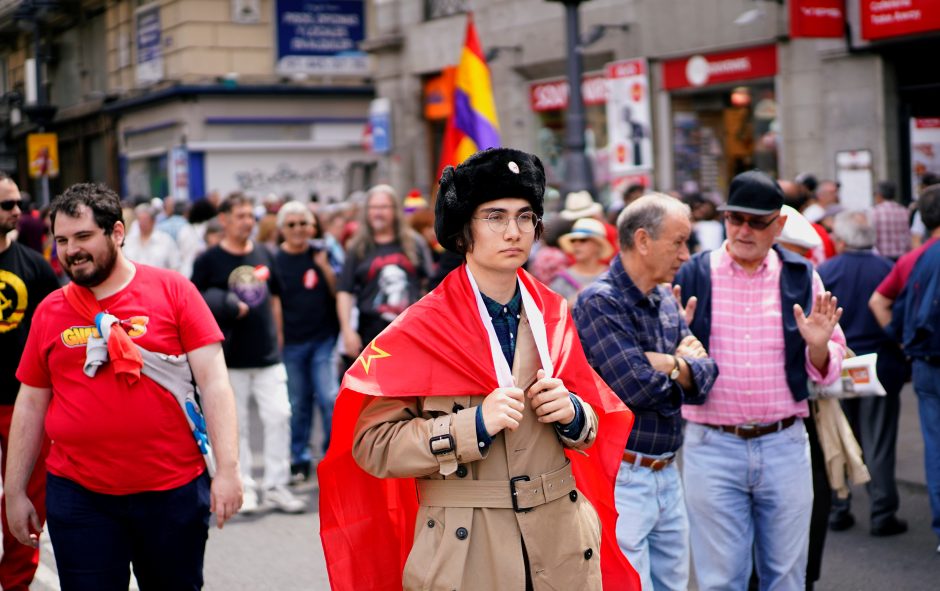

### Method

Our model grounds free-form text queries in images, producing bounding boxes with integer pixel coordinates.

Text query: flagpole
[548,0,595,197]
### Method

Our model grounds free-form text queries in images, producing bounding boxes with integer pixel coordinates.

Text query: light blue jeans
[283,335,339,465]
[614,455,689,591]
[912,360,940,541]
[683,420,813,591]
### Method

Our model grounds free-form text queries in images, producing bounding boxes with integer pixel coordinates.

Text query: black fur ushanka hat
[435,147,545,253]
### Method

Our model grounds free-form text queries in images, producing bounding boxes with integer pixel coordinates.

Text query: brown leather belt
[702,416,798,439]
[416,461,576,513]
[622,450,675,471]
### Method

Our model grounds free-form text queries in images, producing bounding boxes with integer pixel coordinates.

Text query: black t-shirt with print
[337,241,427,338]
[1,242,59,404]
[274,245,339,345]
[191,244,282,368]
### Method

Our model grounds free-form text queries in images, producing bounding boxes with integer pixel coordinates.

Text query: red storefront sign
[662,45,777,91]
[529,73,607,112]
[790,0,845,38]
[915,118,940,129]
[861,0,940,40]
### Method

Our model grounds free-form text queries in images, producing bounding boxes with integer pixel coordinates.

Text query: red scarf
[318,266,639,590]
[62,282,143,384]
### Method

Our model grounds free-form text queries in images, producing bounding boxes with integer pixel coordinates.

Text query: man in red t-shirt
[4,183,241,590]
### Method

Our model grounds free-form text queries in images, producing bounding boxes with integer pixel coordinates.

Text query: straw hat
[560,190,603,221]
[558,217,615,260]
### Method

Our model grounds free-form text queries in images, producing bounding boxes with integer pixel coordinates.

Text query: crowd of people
[1,153,939,589]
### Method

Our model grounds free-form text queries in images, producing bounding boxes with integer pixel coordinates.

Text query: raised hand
[672,284,697,326]
[527,369,575,425]
[794,291,843,350]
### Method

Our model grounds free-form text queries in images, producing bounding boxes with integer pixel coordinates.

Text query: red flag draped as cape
[318,266,639,590]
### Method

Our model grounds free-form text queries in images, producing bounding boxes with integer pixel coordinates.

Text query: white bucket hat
[560,190,603,221]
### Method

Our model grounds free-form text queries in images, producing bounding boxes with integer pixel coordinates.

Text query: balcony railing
[425,0,469,21]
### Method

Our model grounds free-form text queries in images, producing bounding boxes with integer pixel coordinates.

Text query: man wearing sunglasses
[0,172,58,590]
[675,170,846,591]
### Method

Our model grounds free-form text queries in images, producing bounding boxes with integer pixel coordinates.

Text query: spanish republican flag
[318,266,640,591]
[437,13,501,174]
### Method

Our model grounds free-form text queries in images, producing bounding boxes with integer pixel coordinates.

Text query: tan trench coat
[353,313,603,591]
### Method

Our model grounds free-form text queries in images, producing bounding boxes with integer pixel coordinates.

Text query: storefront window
[672,83,777,198]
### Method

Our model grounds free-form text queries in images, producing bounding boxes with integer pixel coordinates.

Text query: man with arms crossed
[675,171,845,590]
[5,183,241,590]
[574,193,718,590]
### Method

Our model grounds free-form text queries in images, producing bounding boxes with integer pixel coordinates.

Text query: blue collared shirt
[573,256,718,454]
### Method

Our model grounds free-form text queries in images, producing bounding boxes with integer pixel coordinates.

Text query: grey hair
[277,200,313,228]
[616,192,691,250]
[832,210,876,249]
[133,203,159,219]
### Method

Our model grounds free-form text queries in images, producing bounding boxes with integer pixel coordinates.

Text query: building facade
[368,0,940,207]
[1,0,377,204]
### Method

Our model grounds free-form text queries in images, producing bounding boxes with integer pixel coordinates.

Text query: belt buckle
[510,475,532,513]
[734,425,757,438]
[428,433,455,456]
[649,458,665,471]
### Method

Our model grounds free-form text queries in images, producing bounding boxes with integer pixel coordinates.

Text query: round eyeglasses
[472,211,540,233]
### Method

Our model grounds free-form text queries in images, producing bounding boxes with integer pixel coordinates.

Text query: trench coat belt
[415,462,576,511]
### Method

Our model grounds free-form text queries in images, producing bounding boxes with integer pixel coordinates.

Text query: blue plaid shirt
[573,256,718,455]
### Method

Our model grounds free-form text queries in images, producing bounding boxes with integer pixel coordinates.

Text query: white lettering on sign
[582,76,609,104]
[530,75,607,111]
[686,55,752,87]
[800,7,842,18]
[871,9,922,24]
[532,81,569,111]
[709,57,751,76]
[869,0,912,11]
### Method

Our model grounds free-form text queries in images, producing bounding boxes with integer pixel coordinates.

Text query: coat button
[452,403,464,413]
[584,548,593,560]
[569,490,578,502]
[456,465,468,478]
[455,527,469,540]
[427,519,435,528]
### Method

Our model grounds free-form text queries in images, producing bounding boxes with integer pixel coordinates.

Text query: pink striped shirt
[682,246,846,426]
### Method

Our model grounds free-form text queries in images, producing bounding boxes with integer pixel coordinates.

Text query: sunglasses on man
[724,212,779,231]
[0,199,22,212]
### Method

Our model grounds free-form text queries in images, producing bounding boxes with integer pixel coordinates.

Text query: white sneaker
[240,487,260,515]
[263,485,306,514]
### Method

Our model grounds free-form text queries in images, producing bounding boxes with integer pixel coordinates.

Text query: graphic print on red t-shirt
[16,265,223,495]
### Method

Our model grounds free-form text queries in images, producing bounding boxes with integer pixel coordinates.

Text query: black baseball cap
[718,170,784,216]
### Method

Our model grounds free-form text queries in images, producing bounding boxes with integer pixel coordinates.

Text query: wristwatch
[669,356,681,380]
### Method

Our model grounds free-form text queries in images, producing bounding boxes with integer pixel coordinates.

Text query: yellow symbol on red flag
[359,339,391,374]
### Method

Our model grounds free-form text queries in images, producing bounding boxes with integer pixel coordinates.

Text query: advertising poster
[135,5,163,86]
[605,58,653,192]
[27,133,59,179]
[275,0,368,75]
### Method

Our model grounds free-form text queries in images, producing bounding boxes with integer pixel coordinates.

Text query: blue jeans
[283,335,339,464]
[683,421,813,591]
[912,360,940,540]
[45,472,210,591]
[614,455,689,591]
